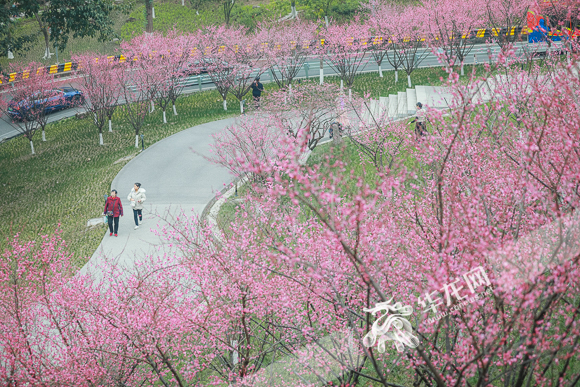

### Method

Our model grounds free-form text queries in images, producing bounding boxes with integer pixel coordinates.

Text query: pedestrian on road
[104,189,123,237]
[250,77,264,109]
[411,102,427,139]
[329,121,343,139]
[127,182,146,230]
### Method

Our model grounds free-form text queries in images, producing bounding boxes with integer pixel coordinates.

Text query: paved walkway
[80,117,236,277]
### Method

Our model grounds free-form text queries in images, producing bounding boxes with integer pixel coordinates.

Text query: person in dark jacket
[250,77,264,109]
[103,189,123,237]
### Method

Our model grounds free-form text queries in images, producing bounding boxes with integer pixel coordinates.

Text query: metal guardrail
[0,27,541,86]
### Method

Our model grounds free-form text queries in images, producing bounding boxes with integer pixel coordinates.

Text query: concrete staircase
[363,75,506,124]
[365,87,437,122]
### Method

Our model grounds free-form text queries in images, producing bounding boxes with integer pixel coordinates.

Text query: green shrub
[120,3,223,39]
[230,3,281,30]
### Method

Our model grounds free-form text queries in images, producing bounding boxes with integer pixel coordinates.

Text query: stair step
[379,96,389,117]
[406,88,417,114]
[388,94,398,118]
[397,91,407,117]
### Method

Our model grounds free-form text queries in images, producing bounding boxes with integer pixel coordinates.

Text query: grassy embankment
[216,63,492,229]
[0,89,239,266]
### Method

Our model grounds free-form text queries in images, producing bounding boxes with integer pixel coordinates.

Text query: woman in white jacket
[128,182,146,229]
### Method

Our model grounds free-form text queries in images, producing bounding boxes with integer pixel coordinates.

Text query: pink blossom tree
[368,2,432,86]
[264,21,317,90]
[0,63,65,154]
[118,61,155,148]
[0,231,126,385]
[365,0,392,78]
[119,39,165,147]
[365,1,405,83]
[485,0,529,53]
[261,83,344,150]
[208,114,286,184]
[198,26,234,111]
[130,31,195,124]
[319,21,371,98]
[74,54,125,145]
[423,0,485,75]
[197,49,580,385]
[395,6,431,87]
[223,26,272,114]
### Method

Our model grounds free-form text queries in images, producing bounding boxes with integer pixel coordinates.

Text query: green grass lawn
[0,89,242,266]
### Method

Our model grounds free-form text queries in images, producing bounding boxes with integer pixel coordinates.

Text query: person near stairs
[411,102,427,139]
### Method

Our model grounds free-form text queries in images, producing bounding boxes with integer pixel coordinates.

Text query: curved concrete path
[80,117,236,277]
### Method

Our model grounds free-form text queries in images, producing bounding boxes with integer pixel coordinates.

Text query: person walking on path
[127,183,146,230]
[104,189,123,237]
[250,77,264,109]
[411,102,427,139]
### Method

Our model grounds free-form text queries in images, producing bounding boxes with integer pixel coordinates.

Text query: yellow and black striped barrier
[4,26,576,86]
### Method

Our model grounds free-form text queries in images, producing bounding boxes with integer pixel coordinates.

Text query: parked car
[181,61,209,76]
[7,87,84,121]
[180,60,232,77]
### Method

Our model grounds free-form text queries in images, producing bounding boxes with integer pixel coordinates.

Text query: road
[0,41,552,142]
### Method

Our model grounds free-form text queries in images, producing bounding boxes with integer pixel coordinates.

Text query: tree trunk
[150,100,155,113]
[240,100,244,114]
[395,70,398,83]
[232,340,239,365]
[99,132,104,146]
[319,58,324,85]
[145,0,154,33]
[324,16,329,27]
[42,130,46,141]
[30,140,35,155]
[407,75,412,88]
[152,7,156,18]
[35,13,52,59]
[348,88,352,100]
[460,62,465,76]
[378,64,383,77]
[173,103,178,115]
[223,99,227,111]
[108,119,112,132]
[340,79,343,90]
[332,123,343,146]
[162,110,167,123]
[41,27,51,59]
[135,134,139,148]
